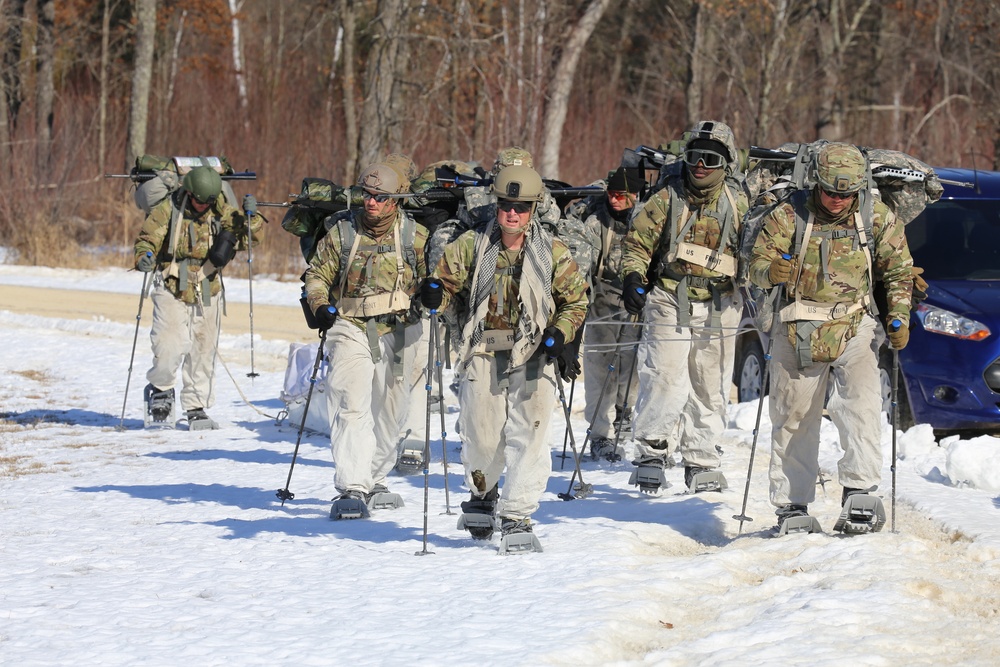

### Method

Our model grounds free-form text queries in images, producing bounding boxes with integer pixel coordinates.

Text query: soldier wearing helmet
[749,142,913,533]
[133,164,263,430]
[459,146,562,233]
[302,161,429,517]
[620,120,750,495]
[418,164,588,550]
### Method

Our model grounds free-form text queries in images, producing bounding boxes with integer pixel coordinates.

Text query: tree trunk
[684,0,706,127]
[98,0,115,176]
[753,0,790,145]
[339,0,358,183]
[539,0,612,180]
[227,0,250,133]
[35,0,55,177]
[358,0,406,169]
[126,0,158,170]
[2,0,26,135]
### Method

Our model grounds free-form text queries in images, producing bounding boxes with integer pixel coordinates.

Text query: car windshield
[906,199,1000,280]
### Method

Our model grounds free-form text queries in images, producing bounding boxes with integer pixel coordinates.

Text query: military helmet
[683,120,739,171]
[493,165,543,202]
[182,166,222,204]
[815,143,867,194]
[357,163,403,194]
[492,146,533,174]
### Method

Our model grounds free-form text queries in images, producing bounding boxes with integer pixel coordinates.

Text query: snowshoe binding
[143,384,175,428]
[498,517,542,555]
[185,408,219,431]
[457,486,497,540]
[629,456,670,494]
[365,483,404,511]
[684,465,728,494]
[775,504,823,536]
[395,437,424,476]
[590,436,624,463]
[833,490,886,534]
[330,490,371,520]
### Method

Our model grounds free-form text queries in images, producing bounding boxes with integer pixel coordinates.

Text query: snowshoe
[457,487,497,540]
[395,439,424,475]
[330,490,371,520]
[833,492,886,534]
[185,408,219,431]
[590,437,624,463]
[365,483,404,511]
[775,504,823,536]
[628,456,670,494]
[684,465,728,494]
[498,517,542,555]
[143,384,175,428]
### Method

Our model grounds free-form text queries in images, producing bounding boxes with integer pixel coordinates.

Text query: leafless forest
[1,0,998,278]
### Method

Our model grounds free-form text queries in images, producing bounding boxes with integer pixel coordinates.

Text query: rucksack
[280,178,356,263]
[132,155,238,215]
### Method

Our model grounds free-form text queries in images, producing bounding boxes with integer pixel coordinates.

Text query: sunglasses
[607,190,634,200]
[683,149,726,170]
[192,195,217,206]
[821,189,857,201]
[497,200,533,214]
[362,190,391,203]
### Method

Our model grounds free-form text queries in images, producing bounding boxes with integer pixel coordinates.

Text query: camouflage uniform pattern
[304,208,429,337]
[134,193,263,304]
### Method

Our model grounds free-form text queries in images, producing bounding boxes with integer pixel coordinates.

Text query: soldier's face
[188,198,213,216]
[607,190,636,212]
[363,190,396,216]
[497,199,532,235]
[818,188,856,215]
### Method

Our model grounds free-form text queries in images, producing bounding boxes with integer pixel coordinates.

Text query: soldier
[133,165,262,429]
[620,120,749,494]
[303,162,428,518]
[420,164,588,549]
[560,166,647,461]
[748,142,912,533]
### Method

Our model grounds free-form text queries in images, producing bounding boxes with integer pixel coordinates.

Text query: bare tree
[126,0,157,169]
[227,0,250,133]
[815,0,873,141]
[684,0,707,127]
[339,0,358,182]
[35,0,55,175]
[358,0,407,169]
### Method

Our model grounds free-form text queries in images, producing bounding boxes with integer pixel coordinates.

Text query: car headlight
[916,304,991,341]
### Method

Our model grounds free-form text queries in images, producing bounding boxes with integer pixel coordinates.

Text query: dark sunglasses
[192,195,217,206]
[607,190,634,200]
[822,189,857,200]
[683,149,726,170]
[497,200,533,214]
[362,190,391,203]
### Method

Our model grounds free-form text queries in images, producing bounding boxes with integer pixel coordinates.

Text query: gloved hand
[556,332,582,381]
[207,229,238,270]
[420,278,443,310]
[911,266,928,304]
[242,194,257,217]
[542,327,565,360]
[769,255,794,285]
[622,272,647,316]
[888,318,909,350]
[136,251,156,272]
[315,304,338,330]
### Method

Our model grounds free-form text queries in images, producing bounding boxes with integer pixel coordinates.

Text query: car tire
[736,336,767,403]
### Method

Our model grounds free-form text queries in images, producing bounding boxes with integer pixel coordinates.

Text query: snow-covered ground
[2,265,999,666]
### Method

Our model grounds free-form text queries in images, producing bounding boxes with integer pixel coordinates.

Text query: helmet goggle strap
[683,148,726,169]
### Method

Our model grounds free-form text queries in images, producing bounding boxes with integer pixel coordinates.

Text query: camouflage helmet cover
[382,153,417,191]
[412,159,479,192]
[182,166,223,203]
[493,164,543,202]
[815,142,867,193]
[683,120,739,172]
[357,163,403,195]
[492,146,533,174]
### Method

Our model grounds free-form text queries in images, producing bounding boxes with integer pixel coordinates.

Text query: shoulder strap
[337,218,358,300]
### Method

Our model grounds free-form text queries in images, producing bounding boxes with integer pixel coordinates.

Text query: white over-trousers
[632,286,739,468]
[324,319,420,495]
[582,289,640,439]
[767,315,883,506]
[146,282,221,412]
[456,354,556,520]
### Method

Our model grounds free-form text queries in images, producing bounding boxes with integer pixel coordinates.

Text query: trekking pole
[432,315,455,515]
[541,335,594,500]
[889,318,902,533]
[244,202,259,380]
[275,326,328,506]
[733,256,790,533]
[609,315,642,461]
[416,305,439,556]
[117,261,151,431]
[557,378,576,468]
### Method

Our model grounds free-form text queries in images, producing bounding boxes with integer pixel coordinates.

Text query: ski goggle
[362,190,391,203]
[683,148,727,170]
[497,200,533,214]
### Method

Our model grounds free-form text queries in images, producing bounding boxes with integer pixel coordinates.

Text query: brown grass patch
[12,369,50,383]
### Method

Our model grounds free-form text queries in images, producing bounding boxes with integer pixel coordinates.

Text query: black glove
[242,194,257,217]
[136,251,156,272]
[421,278,444,310]
[556,332,582,381]
[622,272,647,316]
[542,327,565,360]
[207,229,238,270]
[314,303,338,330]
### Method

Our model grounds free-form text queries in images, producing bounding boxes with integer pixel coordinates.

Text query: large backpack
[280,178,356,263]
[132,155,238,214]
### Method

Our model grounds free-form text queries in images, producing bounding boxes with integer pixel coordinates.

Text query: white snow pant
[146,282,221,412]
[767,315,883,506]
[583,289,640,439]
[456,354,556,521]
[324,318,420,495]
[632,287,739,468]
[399,319,431,454]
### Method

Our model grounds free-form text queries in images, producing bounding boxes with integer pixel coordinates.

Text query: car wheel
[737,337,766,403]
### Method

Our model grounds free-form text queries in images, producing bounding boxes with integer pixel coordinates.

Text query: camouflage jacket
[621,176,749,301]
[133,192,263,304]
[559,187,640,293]
[432,226,589,348]
[749,192,912,362]
[304,208,429,336]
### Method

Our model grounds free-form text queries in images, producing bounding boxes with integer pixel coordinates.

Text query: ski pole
[543,334,593,500]
[244,201,259,380]
[557,377,576,468]
[733,255,790,533]
[117,261,151,431]
[432,315,454,515]
[609,315,642,461]
[889,318,902,533]
[276,324,329,505]
[416,305,439,556]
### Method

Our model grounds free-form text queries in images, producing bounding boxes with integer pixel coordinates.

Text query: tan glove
[912,266,928,304]
[768,255,794,285]
[888,320,909,350]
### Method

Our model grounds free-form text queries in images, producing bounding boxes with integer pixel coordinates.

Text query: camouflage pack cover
[412,160,479,193]
[492,146,533,174]
[383,153,418,191]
